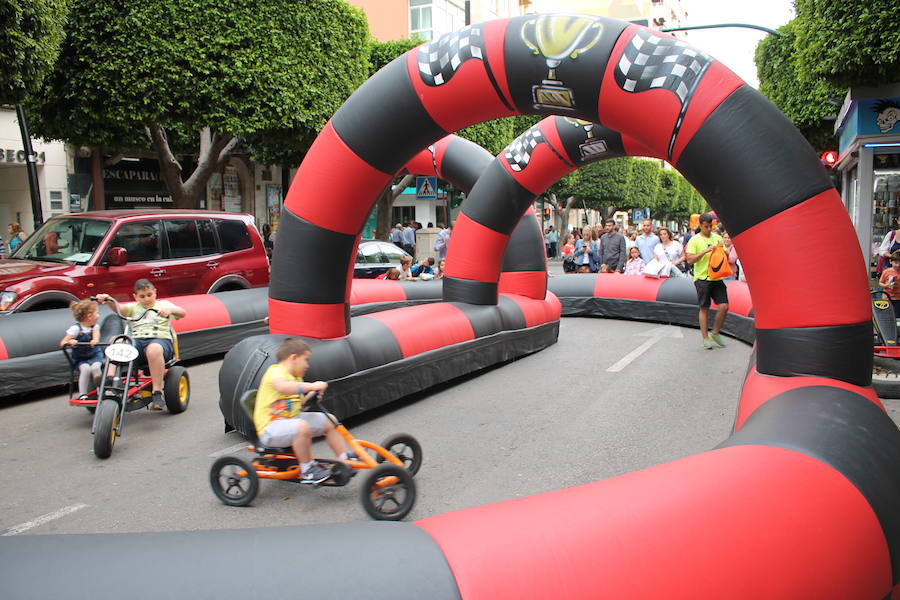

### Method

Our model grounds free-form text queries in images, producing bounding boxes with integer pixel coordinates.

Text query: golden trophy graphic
[521,15,604,111]
[563,117,609,160]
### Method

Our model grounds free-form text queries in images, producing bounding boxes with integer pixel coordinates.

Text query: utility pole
[15,105,43,230]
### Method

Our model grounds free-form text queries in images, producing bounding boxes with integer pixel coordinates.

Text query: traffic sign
[416,176,437,200]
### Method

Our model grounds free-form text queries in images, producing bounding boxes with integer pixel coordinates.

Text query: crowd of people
[549,218,743,282]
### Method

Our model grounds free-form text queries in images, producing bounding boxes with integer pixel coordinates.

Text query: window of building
[410,0,433,40]
[49,190,64,212]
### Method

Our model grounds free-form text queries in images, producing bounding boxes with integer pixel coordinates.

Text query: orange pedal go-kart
[209,391,421,520]
[82,296,190,459]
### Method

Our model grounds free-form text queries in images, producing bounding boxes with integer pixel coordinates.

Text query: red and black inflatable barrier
[3,16,898,599]
[0,288,269,397]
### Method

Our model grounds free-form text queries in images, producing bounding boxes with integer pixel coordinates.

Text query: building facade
[834,83,900,273]
[0,107,69,236]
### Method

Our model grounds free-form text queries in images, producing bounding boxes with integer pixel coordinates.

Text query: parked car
[354,240,411,278]
[0,209,269,313]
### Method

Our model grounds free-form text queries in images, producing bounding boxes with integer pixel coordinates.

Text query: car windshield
[10,218,112,265]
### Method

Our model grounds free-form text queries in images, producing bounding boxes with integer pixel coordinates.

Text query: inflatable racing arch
[3,15,899,599]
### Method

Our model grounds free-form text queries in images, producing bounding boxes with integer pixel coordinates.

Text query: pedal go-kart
[210,391,421,520]
[87,296,190,458]
[871,289,900,398]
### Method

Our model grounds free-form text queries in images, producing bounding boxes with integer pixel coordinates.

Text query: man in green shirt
[685,213,729,350]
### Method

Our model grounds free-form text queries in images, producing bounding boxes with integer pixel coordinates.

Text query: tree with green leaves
[792,0,900,89]
[625,159,659,213]
[26,0,369,208]
[756,21,844,152]
[0,0,70,104]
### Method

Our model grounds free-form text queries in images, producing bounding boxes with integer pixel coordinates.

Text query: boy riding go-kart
[76,279,190,458]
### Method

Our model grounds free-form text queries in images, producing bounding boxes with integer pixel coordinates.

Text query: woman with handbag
[651,227,684,278]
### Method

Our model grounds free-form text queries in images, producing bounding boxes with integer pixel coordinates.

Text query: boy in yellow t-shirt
[96,279,186,409]
[253,337,355,484]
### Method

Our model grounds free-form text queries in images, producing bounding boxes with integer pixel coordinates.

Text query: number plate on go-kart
[105,343,139,363]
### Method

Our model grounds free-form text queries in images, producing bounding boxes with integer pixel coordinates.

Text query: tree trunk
[90,148,105,210]
[147,124,239,209]
[374,174,415,241]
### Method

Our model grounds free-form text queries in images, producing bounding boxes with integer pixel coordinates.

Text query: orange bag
[707,244,733,280]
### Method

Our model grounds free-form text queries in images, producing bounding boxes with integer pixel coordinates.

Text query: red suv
[0,209,270,313]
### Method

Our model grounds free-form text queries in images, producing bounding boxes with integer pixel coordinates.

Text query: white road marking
[208,441,250,458]
[2,503,88,536]
[606,325,683,373]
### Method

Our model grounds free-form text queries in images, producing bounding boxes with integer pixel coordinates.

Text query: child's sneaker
[710,333,726,348]
[301,462,331,484]
[148,391,165,411]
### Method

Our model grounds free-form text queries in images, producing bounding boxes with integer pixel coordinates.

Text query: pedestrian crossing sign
[416,176,437,199]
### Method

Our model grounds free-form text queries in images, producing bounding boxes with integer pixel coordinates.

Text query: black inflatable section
[502,213,550,272]
[755,323,873,386]
[440,276,499,306]
[268,209,357,304]
[331,55,447,174]
[0,522,462,600]
[676,86,833,237]
[462,160,537,233]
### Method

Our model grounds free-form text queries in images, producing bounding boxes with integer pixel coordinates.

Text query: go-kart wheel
[93,400,119,459]
[360,464,416,521]
[376,433,422,476]
[210,456,258,507]
[163,366,190,413]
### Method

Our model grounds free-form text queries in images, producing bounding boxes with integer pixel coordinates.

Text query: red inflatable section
[268,298,346,339]
[593,273,663,301]
[500,123,573,195]
[169,294,232,333]
[736,370,884,431]
[366,303,475,357]
[734,189,870,329]
[498,271,546,299]
[417,444,891,598]
[285,121,392,235]
[598,25,742,161]
[502,292,561,327]
[724,281,753,318]
[349,279,407,305]
[407,19,516,135]
[443,212,509,282]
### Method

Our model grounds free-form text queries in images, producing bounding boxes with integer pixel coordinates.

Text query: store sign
[2,149,45,164]
[104,158,173,207]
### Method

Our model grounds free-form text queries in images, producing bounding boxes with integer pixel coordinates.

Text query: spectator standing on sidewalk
[599,219,627,273]
[635,219,659,264]
[401,220,416,257]
[390,223,403,245]
[546,225,559,259]
[685,213,729,350]
[434,222,451,261]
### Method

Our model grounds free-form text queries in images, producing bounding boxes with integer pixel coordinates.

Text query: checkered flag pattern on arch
[418,25,486,87]
[504,125,545,172]
[614,28,712,104]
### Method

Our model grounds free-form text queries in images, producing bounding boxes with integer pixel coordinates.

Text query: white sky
[678,0,795,88]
